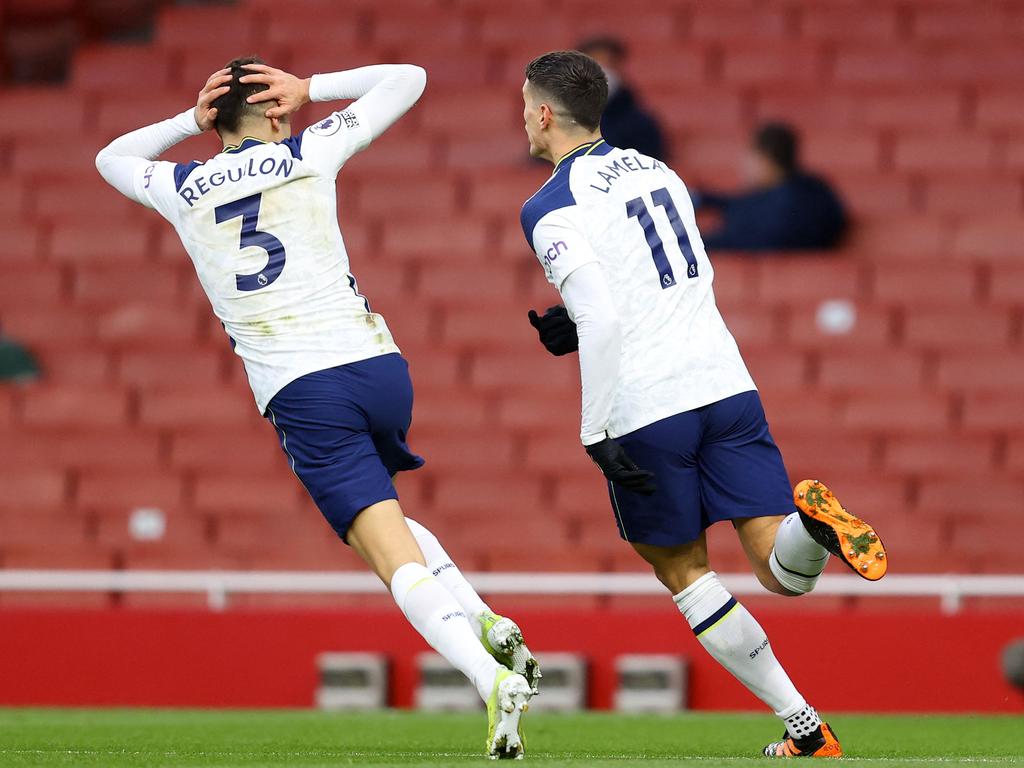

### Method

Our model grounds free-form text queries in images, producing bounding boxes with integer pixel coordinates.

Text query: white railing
[1,570,1022,613]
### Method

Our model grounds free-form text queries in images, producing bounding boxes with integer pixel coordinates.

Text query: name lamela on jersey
[174,155,297,207]
[587,153,667,194]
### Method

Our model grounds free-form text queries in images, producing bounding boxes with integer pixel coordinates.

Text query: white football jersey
[130,109,398,413]
[521,139,756,439]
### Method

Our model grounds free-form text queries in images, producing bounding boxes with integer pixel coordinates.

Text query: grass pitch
[0,709,1020,767]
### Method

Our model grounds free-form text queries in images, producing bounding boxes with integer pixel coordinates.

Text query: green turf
[0,709,1020,767]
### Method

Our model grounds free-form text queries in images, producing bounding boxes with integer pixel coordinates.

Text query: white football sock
[675,571,819,733]
[390,562,500,701]
[770,512,829,594]
[405,517,491,633]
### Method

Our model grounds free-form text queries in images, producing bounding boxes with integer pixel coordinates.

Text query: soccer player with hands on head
[97,58,537,759]
[520,50,890,759]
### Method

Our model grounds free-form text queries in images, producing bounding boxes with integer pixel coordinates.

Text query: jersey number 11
[625,187,699,289]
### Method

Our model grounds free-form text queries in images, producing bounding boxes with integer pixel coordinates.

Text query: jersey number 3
[625,187,698,289]
[214,192,286,292]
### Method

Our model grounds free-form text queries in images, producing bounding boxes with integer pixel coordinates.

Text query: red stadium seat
[927,478,1024,519]
[976,88,1024,130]
[0,469,68,512]
[193,471,302,517]
[721,42,825,86]
[783,301,894,352]
[894,133,995,174]
[870,262,979,305]
[904,307,1014,350]
[801,6,901,41]
[20,385,131,430]
[951,216,1024,261]
[924,176,1023,216]
[840,393,953,432]
[936,352,1024,393]
[911,6,1015,41]
[72,43,172,90]
[138,388,265,430]
[76,470,185,513]
[602,42,709,90]
[962,394,1024,433]
[884,434,996,477]
[817,349,926,393]
[154,5,261,51]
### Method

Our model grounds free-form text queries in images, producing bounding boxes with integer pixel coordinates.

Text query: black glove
[585,438,656,496]
[527,305,579,356]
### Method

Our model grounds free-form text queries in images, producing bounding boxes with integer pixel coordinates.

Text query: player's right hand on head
[527,305,579,356]
[585,438,656,496]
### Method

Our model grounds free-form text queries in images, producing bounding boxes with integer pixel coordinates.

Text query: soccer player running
[96,59,537,758]
[520,51,888,759]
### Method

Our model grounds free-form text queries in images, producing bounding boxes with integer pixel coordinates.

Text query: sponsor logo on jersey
[544,240,568,264]
[143,163,156,189]
[340,109,360,129]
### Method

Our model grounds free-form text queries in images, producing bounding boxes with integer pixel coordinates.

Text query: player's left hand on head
[193,68,232,131]
[239,64,311,119]
[585,438,656,496]
[527,305,579,356]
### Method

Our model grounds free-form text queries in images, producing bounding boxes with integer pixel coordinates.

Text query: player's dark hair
[212,55,270,135]
[525,51,608,133]
[754,122,799,175]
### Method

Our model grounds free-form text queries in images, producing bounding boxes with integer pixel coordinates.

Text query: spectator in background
[578,36,667,160]
[697,122,847,252]
[0,328,40,383]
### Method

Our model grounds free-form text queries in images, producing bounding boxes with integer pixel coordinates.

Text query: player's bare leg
[348,500,531,759]
[734,515,799,596]
[404,517,541,692]
[631,534,842,758]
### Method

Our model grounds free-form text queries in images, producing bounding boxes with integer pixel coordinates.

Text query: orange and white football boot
[763,722,843,758]
[793,479,887,581]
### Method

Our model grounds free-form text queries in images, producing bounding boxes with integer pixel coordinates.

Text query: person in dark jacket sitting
[697,122,847,252]
[578,36,667,160]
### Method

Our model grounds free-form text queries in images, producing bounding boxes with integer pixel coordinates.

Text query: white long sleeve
[95,109,201,206]
[308,64,426,142]
[560,262,623,446]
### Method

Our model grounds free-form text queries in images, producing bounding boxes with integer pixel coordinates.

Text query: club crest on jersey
[310,116,341,136]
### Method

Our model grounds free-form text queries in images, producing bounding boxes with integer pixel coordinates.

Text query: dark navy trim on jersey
[520,139,614,250]
[553,138,609,172]
[347,273,370,312]
[692,596,737,636]
[173,160,202,191]
[521,163,576,251]
[281,134,304,160]
[223,137,267,154]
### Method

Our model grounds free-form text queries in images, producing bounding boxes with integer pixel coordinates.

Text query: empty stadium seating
[0,0,1022,603]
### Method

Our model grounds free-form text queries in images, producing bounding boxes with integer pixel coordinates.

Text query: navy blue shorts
[608,390,792,547]
[265,353,424,541]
